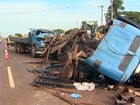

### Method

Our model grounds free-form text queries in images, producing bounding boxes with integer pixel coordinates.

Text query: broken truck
[86,16,140,83]
[10,28,55,57]
[29,16,140,88]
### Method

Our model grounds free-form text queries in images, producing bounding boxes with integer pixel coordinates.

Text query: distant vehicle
[86,16,140,83]
[0,34,2,43]
[10,28,55,57]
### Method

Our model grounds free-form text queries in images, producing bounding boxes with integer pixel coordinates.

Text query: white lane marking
[7,66,15,88]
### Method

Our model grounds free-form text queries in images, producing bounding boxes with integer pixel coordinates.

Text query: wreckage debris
[113,84,140,105]
[24,16,140,105]
[70,93,82,99]
[73,82,95,91]
[28,63,75,88]
[28,29,102,88]
[43,29,100,63]
[114,93,135,105]
[27,63,65,74]
[130,72,140,88]
[28,27,140,90]
[32,73,74,88]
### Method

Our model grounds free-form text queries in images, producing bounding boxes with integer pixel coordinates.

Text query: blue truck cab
[86,17,140,83]
[29,28,55,57]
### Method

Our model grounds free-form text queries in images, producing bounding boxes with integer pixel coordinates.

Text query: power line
[0,7,69,15]
[0,10,47,15]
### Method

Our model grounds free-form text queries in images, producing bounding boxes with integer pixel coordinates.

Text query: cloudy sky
[0,0,140,37]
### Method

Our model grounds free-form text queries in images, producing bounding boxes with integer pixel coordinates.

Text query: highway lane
[1,42,140,105]
[0,42,69,105]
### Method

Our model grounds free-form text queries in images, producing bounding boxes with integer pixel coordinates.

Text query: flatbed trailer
[10,28,55,57]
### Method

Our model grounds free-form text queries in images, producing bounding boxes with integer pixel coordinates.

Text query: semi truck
[86,16,140,83]
[10,28,55,57]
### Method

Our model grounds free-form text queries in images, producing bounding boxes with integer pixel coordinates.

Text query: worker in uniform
[6,37,10,49]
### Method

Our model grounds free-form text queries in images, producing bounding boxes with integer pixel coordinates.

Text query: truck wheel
[20,44,26,53]
[14,44,18,53]
[31,45,36,57]
[17,44,21,53]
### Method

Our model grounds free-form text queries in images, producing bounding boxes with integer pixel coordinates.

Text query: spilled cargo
[28,16,140,88]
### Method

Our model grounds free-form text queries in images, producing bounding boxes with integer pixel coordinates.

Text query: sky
[0,0,140,37]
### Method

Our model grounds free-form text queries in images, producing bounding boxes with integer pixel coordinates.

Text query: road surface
[0,42,69,105]
[0,41,140,105]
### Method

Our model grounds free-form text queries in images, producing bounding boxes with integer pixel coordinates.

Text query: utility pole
[77,19,78,29]
[99,5,104,26]
[110,0,113,20]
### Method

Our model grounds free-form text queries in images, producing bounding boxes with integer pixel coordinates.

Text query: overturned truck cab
[86,17,140,83]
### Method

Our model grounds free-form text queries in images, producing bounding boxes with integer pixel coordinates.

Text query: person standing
[6,37,10,49]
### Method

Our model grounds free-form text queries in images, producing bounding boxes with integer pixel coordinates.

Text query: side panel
[10,37,30,44]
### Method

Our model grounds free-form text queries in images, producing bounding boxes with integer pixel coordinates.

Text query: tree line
[105,0,140,25]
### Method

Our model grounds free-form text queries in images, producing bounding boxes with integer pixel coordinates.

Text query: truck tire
[14,44,18,53]
[20,44,26,53]
[17,44,21,53]
[31,45,37,58]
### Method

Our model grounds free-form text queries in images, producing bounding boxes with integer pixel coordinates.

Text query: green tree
[8,35,13,38]
[70,28,78,31]
[53,29,64,34]
[15,33,22,37]
[121,11,140,25]
[105,0,125,19]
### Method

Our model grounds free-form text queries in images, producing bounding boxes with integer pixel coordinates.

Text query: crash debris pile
[43,29,101,62]
[29,64,75,88]
[25,16,140,105]
[28,29,102,88]
[113,84,140,105]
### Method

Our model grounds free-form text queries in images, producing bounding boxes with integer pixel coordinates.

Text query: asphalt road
[0,41,140,105]
[0,42,69,105]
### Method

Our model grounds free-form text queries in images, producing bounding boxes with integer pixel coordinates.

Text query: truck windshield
[36,30,55,37]
[41,32,55,37]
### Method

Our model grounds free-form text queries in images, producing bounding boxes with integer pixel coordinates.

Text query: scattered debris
[26,16,140,105]
[70,93,82,99]
[113,84,139,105]
[129,89,140,97]
[30,64,74,88]
[114,93,135,105]
[107,85,115,90]
[114,94,127,105]
[130,72,140,88]
[40,87,95,105]
[27,28,101,89]
[73,82,95,91]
